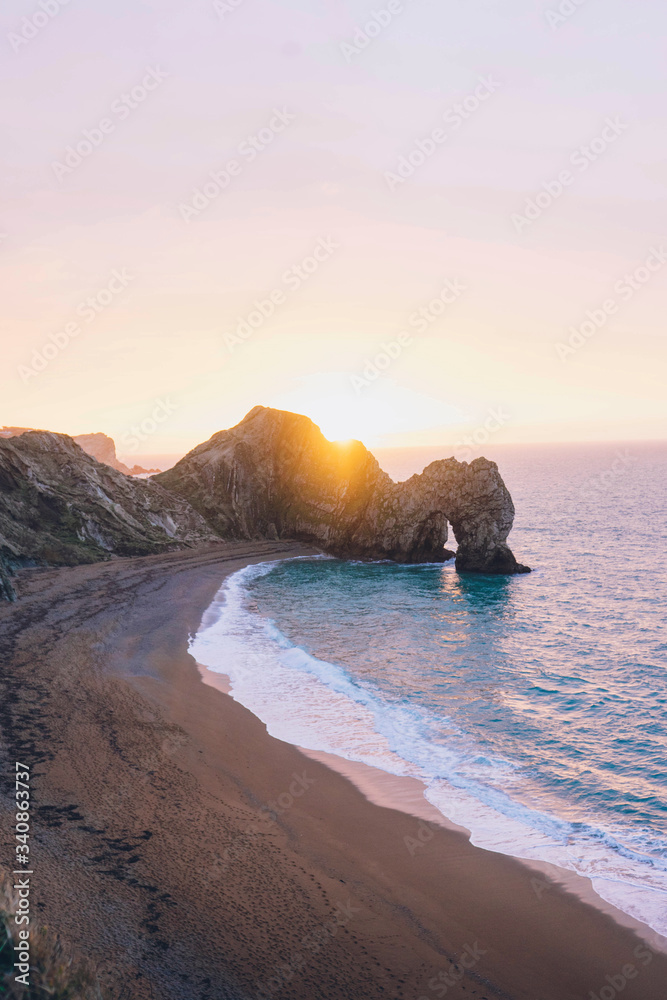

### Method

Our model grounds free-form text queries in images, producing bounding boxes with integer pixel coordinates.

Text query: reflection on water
[249,443,667,839]
[439,564,514,611]
[198,442,667,936]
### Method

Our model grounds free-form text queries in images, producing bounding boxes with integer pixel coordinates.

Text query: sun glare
[313,404,363,443]
[300,394,397,445]
[268,378,464,449]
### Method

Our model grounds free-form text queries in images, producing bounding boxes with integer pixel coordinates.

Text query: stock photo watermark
[512,116,628,233]
[11,762,33,989]
[340,0,413,63]
[51,68,169,181]
[454,407,510,461]
[8,0,71,53]
[416,941,487,999]
[119,398,178,454]
[530,875,552,899]
[555,246,667,360]
[213,0,247,18]
[529,871,660,1000]
[224,236,339,352]
[404,818,439,856]
[589,943,654,1000]
[260,770,316,822]
[208,770,317,883]
[17,269,134,383]
[256,898,361,998]
[178,108,295,222]
[385,76,501,191]
[351,278,466,392]
[546,0,591,29]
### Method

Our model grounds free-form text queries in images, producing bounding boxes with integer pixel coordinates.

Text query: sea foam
[191,555,667,941]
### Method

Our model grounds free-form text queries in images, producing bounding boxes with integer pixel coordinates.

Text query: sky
[1,0,666,460]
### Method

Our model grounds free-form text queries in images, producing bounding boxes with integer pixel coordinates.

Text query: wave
[190,559,667,940]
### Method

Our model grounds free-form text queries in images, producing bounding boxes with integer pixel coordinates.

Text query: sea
[189,441,667,939]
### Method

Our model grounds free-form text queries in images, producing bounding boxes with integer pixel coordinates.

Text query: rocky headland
[0,431,219,599]
[157,405,529,574]
[0,406,529,599]
[1,426,156,475]
[70,431,160,476]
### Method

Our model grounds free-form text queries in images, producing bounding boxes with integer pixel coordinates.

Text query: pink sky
[1,0,666,455]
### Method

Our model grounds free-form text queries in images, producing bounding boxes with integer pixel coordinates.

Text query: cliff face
[0,408,529,600]
[0,432,220,597]
[156,406,529,574]
[2,427,154,476]
[71,432,134,474]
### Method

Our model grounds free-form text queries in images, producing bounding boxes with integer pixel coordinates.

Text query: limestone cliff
[1,427,155,476]
[0,431,220,598]
[72,432,134,474]
[156,406,529,573]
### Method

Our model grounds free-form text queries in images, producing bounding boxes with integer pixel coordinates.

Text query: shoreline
[193,557,667,952]
[198,658,667,956]
[300,748,667,953]
[1,543,666,999]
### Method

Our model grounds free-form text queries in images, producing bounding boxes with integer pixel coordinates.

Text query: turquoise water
[191,442,667,937]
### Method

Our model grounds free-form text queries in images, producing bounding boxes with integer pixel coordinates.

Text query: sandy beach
[1,542,666,1000]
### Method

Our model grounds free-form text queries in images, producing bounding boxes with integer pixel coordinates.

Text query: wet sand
[1,542,666,1000]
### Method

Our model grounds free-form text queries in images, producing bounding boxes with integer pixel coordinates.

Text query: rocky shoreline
[0,406,529,600]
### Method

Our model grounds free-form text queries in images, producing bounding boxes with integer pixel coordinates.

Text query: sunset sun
[267,375,464,447]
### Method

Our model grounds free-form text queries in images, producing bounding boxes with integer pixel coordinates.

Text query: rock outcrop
[71,432,134,474]
[156,406,529,573]
[0,408,529,598]
[0,552,16,602]
[0,426,37,438]
[0,432,220,592]
[1,427,156,476]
